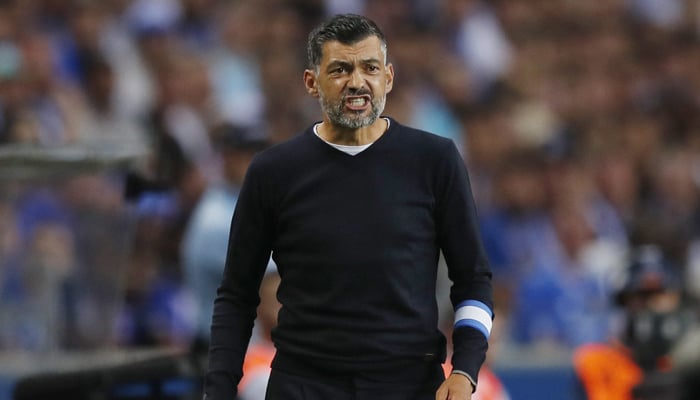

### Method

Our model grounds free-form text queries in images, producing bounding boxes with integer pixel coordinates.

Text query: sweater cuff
[451,326,489,382]
[451,370,477,392]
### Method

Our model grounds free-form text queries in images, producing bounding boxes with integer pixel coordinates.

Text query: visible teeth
[350,98,366,106]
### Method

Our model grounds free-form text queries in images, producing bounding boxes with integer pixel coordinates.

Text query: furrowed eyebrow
[327,60,352,69]
[326,57,383,70]
[360,57,382,67]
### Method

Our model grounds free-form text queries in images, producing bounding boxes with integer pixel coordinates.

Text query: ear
[303,69,319,97]
[385,63,395,94]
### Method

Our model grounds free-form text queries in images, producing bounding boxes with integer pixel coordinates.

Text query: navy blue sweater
[205,118,493,398]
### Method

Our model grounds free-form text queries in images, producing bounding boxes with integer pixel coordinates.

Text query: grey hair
[306,14,388,71]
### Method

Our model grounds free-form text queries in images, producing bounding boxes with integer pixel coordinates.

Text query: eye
[367,65,380,72]
[330,66,346,74]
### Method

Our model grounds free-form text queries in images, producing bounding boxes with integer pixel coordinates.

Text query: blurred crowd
[1,0,699,370]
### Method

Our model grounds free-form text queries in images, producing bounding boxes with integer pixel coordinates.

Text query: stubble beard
[319,91,386,129]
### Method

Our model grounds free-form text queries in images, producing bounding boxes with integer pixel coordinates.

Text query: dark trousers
[264,361,445,400]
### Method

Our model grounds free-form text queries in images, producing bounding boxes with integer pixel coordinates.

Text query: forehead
[320,36,385,64]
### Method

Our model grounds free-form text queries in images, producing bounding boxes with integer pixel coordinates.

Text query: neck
[317,117,388,146]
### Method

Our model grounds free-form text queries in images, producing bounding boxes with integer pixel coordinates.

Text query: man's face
[304,36,394,129]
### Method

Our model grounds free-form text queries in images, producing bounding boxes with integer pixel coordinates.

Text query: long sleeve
[434,140,493,382]
[204,159,275,400]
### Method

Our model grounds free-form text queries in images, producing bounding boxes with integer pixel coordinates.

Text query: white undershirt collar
[313,118,390,156]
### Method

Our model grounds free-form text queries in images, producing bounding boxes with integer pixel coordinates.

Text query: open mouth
[345,95,371,111]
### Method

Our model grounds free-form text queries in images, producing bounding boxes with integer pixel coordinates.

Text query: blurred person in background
[477,145,624,351]
[12,29,84,146]
[0,188,81,351]
[381,30,468,151]
[573,244,698,400]
[117,189,196,348]
[74,50,149,154]
[123,47,220,310]
[0,3,24,144]
[176,0,220,53]
[255,4,317,144]
[204,13,493,400]
[146,50,219,183]
[476,149,546,305]
[637,149,700,257]
[182,123,271,347]
[439,0,513,99]
[206,1,266,128]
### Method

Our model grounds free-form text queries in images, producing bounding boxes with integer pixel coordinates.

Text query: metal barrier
[0,144,142,352]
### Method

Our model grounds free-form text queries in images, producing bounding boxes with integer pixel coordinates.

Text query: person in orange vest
[573,245,696,400]
[573,342,643,400]
[238,269,281,400]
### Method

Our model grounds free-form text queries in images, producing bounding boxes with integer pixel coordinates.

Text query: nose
[348,69,365,90]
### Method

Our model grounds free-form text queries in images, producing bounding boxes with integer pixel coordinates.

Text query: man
[204,14,494,400]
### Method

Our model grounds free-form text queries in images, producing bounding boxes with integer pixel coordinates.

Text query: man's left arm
[434,140,494,397]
